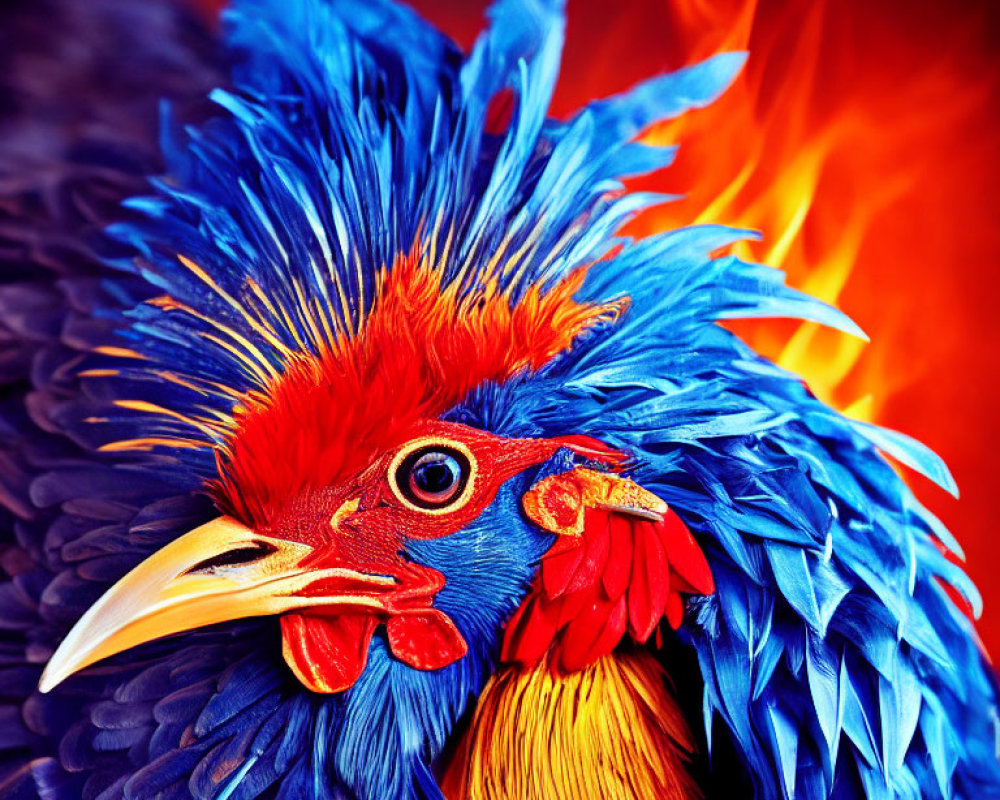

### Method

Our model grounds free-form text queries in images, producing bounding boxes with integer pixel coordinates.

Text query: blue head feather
[5,0,996,799]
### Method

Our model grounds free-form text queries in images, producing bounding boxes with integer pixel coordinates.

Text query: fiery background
[194,0,1000,654]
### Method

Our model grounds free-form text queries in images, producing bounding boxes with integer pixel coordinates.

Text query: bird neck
[332,634,491,800]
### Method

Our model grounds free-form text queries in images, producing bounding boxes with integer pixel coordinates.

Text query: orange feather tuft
[441,649,701,800]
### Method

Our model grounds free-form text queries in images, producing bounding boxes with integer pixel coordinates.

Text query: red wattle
[280,612,377,694]
[386,609,468,670]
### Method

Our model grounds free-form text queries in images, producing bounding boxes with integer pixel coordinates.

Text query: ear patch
[505,468,714,671]
[522,468,667,538]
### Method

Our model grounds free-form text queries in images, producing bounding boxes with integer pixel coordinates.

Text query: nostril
[184,541,278,574]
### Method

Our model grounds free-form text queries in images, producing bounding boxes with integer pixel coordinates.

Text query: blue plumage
[0,0,997,798]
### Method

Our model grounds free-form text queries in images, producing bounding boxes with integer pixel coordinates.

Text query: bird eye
[394,445,472,511]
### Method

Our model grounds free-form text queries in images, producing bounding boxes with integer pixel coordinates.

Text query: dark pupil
[413,458,457,496]
[399,447,469,509]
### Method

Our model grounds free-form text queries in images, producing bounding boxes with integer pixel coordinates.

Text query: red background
[192,0,1000,656]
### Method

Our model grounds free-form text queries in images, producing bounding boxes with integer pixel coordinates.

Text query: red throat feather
[503,467,715,672]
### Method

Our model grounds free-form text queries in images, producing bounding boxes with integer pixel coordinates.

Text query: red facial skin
[265,420,621,692]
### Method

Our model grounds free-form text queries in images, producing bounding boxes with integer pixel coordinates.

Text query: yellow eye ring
[388,437,478,515]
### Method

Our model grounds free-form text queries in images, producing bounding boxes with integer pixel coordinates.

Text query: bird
[0,0,997,798]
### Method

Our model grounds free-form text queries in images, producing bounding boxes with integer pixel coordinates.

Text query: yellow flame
[629,0,970,424]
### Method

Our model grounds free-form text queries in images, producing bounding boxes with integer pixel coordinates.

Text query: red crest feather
[212,248,625,526]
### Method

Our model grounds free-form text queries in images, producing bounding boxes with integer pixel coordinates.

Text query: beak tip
[38,631,87,695]
[38,640,86,694]
[37,669,57,694]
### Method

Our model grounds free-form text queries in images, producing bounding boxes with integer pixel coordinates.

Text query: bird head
[24,0,836,795]
[40,249,712,697]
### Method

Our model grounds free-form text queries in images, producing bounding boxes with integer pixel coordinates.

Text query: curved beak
[39,516,394,693]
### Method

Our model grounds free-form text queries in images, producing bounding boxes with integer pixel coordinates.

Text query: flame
[623,0,992,425]
[183,0,997,418]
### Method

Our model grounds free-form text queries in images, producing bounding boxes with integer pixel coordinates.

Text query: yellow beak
[39,516,394,693]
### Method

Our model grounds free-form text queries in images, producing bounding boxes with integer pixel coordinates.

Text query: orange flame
[625,0,992,425]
